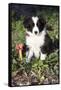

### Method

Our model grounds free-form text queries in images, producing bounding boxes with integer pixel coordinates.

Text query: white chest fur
[26,30,46,49]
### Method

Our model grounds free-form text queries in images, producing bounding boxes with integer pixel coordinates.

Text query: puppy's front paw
[40,53,46,60]
[26,58,30,63]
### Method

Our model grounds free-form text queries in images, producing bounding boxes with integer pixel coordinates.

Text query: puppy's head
[23,16,46,35]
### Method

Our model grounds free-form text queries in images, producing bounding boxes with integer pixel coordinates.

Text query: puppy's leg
[34,48,40,59]
[26,49,33,63]
[40,46,47,60]
[26,51,29,58]
[40,52,46,60]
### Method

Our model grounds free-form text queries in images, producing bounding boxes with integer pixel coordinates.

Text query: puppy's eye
[37,18,46,29]
[27,24,31,28]
[27,22,34,28]
[31,22,34,27]
[37,21,41,28]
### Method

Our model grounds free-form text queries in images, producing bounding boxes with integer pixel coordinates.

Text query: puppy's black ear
[38,16,46,26]
[23,16,31,28]
[46,24,53,31]
[37,16,46,31]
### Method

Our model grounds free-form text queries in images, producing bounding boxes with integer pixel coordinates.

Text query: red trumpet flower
[16,44,24,61]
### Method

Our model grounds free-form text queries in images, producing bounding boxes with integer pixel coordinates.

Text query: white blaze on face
[32,16,39,35]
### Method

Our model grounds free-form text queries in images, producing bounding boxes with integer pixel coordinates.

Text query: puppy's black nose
[34,31,38,34]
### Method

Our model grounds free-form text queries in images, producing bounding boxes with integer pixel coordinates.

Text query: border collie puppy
[23,16,53,63]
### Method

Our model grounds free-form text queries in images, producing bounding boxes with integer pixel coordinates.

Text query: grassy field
[11,7,59,86]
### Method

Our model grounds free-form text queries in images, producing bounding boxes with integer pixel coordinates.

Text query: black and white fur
[23,16,53,63]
